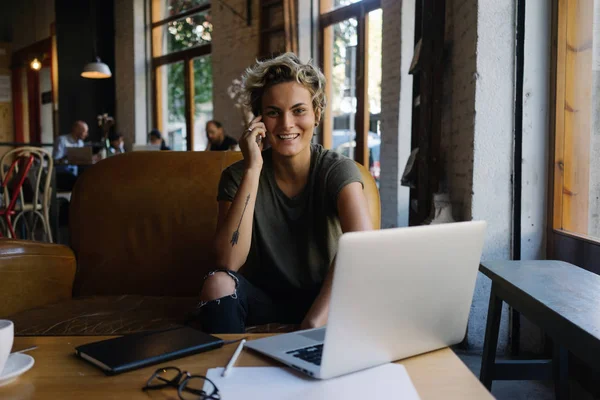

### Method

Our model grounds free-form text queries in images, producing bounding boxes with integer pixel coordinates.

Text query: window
[319,0,382,185]
[552,0,600,242]
[151,0,213,151]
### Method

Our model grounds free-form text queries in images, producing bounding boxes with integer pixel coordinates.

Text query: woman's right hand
[240,116,267,171]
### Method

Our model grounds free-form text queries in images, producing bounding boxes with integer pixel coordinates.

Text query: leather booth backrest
[70,151,380,297]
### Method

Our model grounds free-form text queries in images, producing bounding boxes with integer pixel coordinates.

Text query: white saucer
[0,353,35,387]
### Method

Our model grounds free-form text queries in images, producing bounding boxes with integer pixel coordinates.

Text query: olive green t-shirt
[217,143,363,298]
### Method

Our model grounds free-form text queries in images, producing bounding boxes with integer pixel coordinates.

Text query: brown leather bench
[0,151,380,336]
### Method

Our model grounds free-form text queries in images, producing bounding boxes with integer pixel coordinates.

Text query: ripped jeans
[197,269,318,333]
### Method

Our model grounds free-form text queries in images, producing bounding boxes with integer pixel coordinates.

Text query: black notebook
[75,326,224,375]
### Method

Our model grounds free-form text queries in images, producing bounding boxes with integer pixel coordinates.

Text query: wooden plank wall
[556,0,593,234]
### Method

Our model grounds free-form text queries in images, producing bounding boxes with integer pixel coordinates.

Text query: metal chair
[0,154,35,238]
[0,147,54,242]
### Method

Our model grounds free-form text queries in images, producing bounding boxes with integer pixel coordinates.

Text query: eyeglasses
[142,366,220,400]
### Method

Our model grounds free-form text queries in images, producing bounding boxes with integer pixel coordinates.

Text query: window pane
[156,62,187,150]
[152,0,210,22]
[334,0,362,9]
[152,10,212,56]
[367,9,382,187]
[193,55,213,151]
[555,0,599,239]
[321,0,363,13]
[329,18,358,162]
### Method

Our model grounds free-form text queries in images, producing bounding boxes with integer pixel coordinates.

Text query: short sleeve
[217,166,240,202]
[326,158,364,205]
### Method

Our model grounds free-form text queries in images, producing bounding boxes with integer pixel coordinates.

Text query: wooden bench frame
[478,260,600,399]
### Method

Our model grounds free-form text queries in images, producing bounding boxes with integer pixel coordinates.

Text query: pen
[222,339,246,377]
[12,346,38,354]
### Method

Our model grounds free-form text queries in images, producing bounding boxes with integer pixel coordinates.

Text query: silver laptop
[132,144,161,151]
[245,221,487,380]
[66,147,93,165]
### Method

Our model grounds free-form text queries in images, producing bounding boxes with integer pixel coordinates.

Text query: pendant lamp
[82,57,112,79]
[81,0,112,79]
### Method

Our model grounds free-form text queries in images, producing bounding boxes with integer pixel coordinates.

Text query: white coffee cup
[0,320,14,375]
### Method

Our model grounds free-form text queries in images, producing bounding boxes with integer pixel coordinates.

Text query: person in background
[149,129,171,150]
[108,132,125,155]
[206,120,238,151]
[53,120,88,191]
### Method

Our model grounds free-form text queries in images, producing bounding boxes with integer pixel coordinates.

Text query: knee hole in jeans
[200,270,237,302]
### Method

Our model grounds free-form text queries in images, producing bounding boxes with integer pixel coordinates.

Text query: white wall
[589,1,600,237]
[468,0,516,352]
[518,0,551,354]
[40,67,54,144]
[297,0,314,62]
[521,0,550,264]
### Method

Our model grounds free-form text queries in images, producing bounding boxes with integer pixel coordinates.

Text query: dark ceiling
[0,2,14,42]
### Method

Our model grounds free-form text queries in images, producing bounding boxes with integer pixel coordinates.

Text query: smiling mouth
[277,134,300,141]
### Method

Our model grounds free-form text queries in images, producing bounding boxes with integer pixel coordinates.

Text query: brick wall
[441,0,477,222]
[211,0,261,140]
[379,0,414,228]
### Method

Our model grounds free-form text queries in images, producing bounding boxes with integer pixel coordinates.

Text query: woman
[205,120,238,151]
[198,53,373,333]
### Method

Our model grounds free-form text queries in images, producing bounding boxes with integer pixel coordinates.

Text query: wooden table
[0,335,492,399]
[479,260,600,399]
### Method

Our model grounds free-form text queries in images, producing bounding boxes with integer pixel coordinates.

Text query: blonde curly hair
[241,53,327,123]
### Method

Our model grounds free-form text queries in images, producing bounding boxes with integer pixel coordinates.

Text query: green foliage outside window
[165,0,213,122]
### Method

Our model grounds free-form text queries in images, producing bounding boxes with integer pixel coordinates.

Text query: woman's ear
[315,108,322,126]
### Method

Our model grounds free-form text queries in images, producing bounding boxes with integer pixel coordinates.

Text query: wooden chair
[0,154,35,238]
[0,147,54,242]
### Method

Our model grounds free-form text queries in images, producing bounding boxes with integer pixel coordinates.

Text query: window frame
[548,0,600,273]
[150,0,212,151]
[317,0,381,166]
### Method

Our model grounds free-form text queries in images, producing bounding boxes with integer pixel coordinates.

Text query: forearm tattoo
[230,194,250,246]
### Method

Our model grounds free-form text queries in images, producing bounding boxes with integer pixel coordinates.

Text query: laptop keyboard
[286,344,323,366]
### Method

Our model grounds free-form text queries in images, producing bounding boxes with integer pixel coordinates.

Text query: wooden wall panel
[561,0,593,233]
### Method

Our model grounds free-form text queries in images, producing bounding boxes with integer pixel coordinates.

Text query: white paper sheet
[204,363,420,400]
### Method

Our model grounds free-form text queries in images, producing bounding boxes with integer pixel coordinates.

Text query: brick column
[379,0,414,228]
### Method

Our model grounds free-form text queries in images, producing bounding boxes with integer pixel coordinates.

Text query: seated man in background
[53,120,88,191]
[206,120,238,151]
[149,129,171,150]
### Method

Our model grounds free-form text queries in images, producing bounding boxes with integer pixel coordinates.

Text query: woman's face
[206,122,223,143]
[261,81,319,159]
